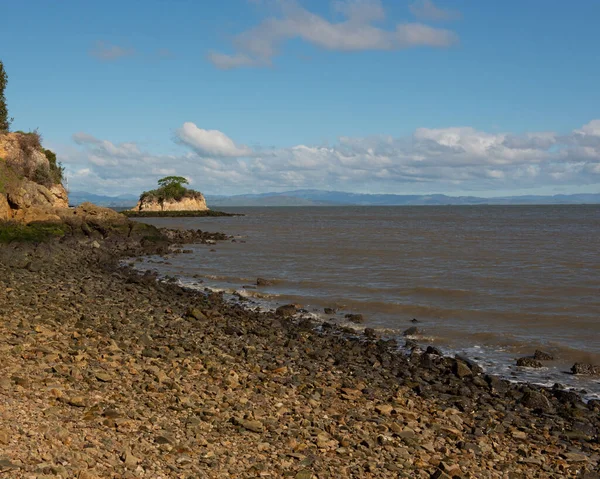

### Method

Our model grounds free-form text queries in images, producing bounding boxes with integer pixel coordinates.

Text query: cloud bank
[209,0,458,69]
[409,0,461,22]
[63,120,600,196]
[175,122,253,157]
[89,41,135,61]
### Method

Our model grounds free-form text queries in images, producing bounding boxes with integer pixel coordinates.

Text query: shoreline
[121,210,242,218]
[135,243,600,405]
[1,229,599,477]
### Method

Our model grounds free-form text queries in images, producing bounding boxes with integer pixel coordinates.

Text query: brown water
[134,205,600,398]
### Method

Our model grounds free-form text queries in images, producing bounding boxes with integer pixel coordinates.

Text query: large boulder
[50,184,69,208]
[12,206,61,224]
[571,363,600,375]
[7,180,56,209]
[72,202,128,224]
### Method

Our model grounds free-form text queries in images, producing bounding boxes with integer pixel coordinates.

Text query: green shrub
[43,148,65,185]
[33,164,52,187]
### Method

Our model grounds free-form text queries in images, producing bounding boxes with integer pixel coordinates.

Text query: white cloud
[89,41,135,61]
[577,120,600,137]
[409,0,461,22]
[210,0,458,69]
[62,120,600,196]
[175,122,253,157]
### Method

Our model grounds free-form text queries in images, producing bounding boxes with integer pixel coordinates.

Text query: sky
[1,0,600,197]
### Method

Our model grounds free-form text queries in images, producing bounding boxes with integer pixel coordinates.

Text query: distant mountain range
[69,189,600,208]
[69,191,139,208]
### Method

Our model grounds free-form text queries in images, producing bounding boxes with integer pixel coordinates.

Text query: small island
[123,176,238,217]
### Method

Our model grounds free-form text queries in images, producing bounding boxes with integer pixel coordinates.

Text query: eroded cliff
[0,132,68,223]
[132,192,208,212]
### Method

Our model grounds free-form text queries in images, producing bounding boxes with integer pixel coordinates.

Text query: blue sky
[1,0,599,196]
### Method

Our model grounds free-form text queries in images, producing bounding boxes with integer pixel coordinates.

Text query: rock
[375,404,394,415]
[324,307,337,315]
[256,277,274,286]
[562,452,589,463]
[533,349,554,360]
[403,326,421,336]
[453,360,472,378]
[77,470,102,479]
[516,357,543,368]
[122,451,139,468]
[521,390,553,412]
[12,206,61,224]
[95,372,112,382]
[155,435,173,445]
[12,376,29,388]
[232,418,264,433]
[425,346,442,356]
[295,471,314,479]
[431,469,452,479]
[571,362,600,375]
[70,202,128,226]
[395,428,416,440]
[186,307,207,321]
[344,313,364,323]
[486,375,509,394]
[588,399,600,411]
[0,458,18,470]
[67,396,87,408]
[276,304,298,317]
[364,328,376,338]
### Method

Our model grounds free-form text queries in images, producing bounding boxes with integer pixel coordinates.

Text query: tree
[157,176,189,189]
[155,176,189,202]
[0,60,12,131]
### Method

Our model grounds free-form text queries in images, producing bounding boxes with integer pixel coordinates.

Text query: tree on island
[139,176,203,206]
[157,175,189,199]
[0,60,13,131]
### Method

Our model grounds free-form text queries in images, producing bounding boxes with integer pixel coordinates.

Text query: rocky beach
[0,220,599,479]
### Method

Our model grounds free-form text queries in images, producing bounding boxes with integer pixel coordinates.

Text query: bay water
[133,205,600,399]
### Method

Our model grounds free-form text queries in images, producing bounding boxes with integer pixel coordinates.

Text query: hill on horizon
[69,189,600,208]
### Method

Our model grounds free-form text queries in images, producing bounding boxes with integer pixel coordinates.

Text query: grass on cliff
[0,160,20,195]
[0,221,68,243]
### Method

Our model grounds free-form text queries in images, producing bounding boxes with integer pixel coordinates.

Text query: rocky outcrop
[0,132,68,223]
[132,194,208,212]
[0,132,48,175]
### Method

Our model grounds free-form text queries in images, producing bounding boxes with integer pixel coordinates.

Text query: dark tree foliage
[0,60,12,132]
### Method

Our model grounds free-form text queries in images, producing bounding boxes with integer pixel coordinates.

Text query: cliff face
[133,194,208,212]
[0,132,69,223]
